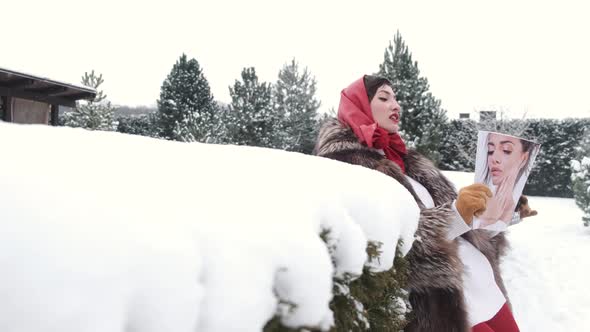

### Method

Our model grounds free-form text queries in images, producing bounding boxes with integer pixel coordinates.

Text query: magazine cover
[472,131,541,231]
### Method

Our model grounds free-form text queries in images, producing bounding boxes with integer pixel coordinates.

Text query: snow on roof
[0,66,96,97]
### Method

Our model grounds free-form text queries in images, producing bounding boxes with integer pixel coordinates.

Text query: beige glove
[456,184,493,225]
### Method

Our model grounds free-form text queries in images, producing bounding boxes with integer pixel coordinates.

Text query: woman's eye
[487,150,494,155]
[503,150,513,155]
[379,97,387,102]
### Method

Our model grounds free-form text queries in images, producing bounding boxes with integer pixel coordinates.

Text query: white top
[405,175,506,327]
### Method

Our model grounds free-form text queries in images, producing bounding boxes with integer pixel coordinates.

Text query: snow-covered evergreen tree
[156,54,219,142]
[226,67,280,148]
[378,31,447,164]
[62,70,116,131]
[571,127,590,226]
[274,59,321,154]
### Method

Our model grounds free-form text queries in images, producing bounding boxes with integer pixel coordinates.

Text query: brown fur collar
[316,118,459,206]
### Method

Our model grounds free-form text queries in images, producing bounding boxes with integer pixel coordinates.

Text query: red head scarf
[337,76,407,173]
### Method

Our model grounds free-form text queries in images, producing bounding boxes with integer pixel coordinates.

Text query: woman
[477,133,538,227]
[314,75,521,331]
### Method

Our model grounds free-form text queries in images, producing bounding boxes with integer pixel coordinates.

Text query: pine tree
[156,54,219,142]
[62,70,116,131]
[571,127,590,226]
[226,67,280,148]
[274,59,321,154]
[378,31,447,164]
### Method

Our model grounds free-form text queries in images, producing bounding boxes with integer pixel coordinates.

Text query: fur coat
[314,118,511,332]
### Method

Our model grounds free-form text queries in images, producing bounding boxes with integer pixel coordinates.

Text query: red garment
[472,303,520,332]
[337,76,407,172]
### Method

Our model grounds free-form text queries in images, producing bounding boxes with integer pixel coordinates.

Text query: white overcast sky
[2,0,589,119]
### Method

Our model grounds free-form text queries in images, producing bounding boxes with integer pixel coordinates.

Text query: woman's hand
[479,172,518,226]
[456,184,493,225]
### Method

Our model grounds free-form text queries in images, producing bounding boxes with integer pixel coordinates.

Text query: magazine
[471,131,541,231]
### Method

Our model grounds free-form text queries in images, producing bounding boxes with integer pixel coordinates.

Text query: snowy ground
[503,197,589,331]
[445,171,590,332]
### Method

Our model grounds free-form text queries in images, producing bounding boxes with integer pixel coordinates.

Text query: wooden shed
[0,67,96,125]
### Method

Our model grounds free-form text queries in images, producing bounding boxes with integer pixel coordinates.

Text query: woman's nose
[492,151,501,163]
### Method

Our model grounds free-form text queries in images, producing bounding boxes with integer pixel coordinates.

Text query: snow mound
[0,123,419,332]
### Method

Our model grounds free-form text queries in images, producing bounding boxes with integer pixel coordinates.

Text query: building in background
[0,67,96,125]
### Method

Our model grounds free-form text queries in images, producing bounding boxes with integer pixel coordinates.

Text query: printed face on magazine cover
[487,133,530,186]
[370,84,401,133]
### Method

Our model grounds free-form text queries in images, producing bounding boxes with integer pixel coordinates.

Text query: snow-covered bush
[571,158,590,226]
[438,119,478,171]
[0,122,419,332]
[116,114,160,138]
[570,125,590,226]
[524,118,590,197]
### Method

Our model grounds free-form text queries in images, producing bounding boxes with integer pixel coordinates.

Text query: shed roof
[0,67,97,107]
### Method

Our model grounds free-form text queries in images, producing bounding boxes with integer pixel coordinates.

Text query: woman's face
[487,134,529,185]
[370,84,401,133]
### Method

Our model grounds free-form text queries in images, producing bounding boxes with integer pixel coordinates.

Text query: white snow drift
[0,123,419,332]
